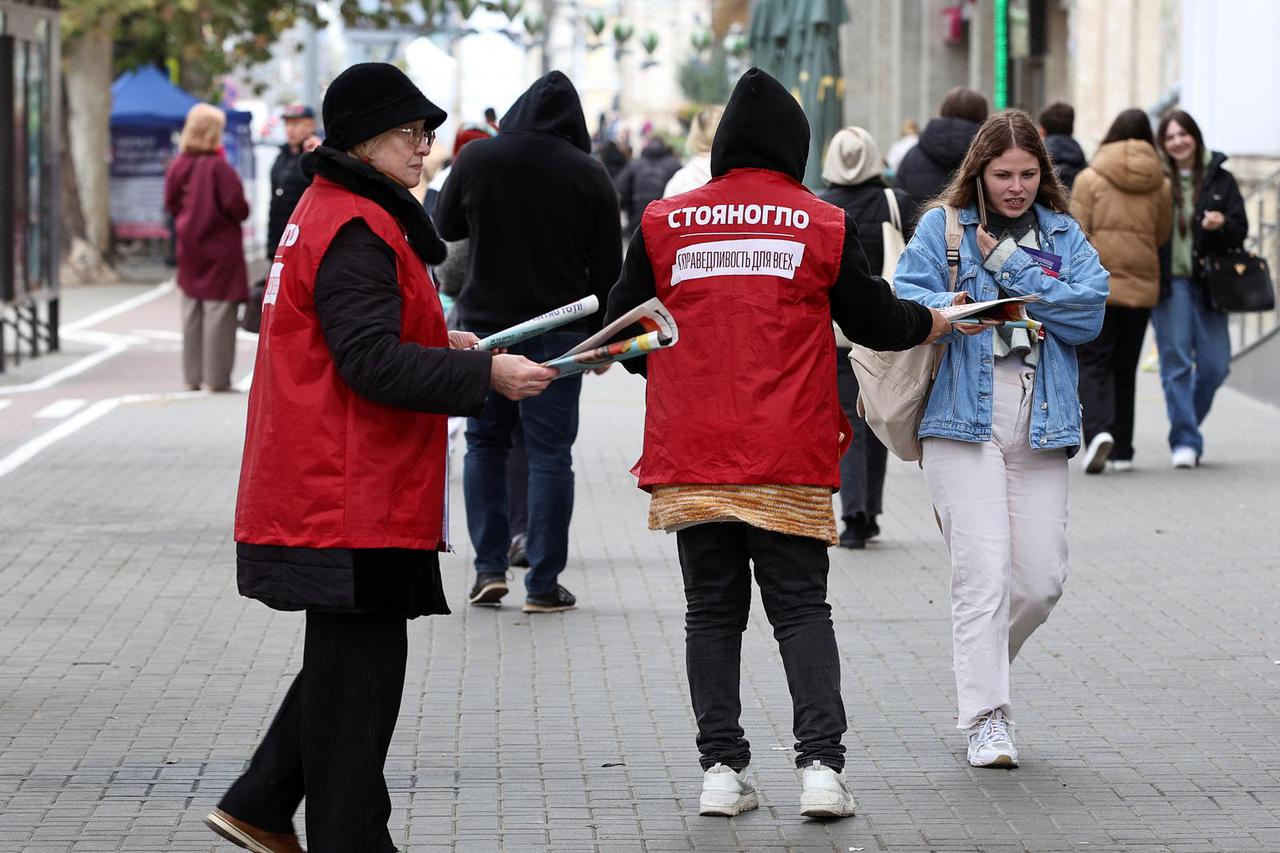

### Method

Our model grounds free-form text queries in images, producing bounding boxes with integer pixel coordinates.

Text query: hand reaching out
[490,354,558,400]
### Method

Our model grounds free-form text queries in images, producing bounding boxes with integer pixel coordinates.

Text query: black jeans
[218,611,408,853]
[1077,305,1151,460]
[677,523,847,772]
[835,348,887,520]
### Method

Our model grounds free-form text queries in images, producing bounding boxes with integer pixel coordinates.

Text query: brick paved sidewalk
[2,328,1279,850]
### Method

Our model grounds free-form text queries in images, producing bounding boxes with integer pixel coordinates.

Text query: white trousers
[922,358,1069,730]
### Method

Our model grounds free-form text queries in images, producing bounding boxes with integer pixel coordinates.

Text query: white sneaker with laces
[799,760,856,818]
[698,763,758,816]
[967,709,1019,768]
[1082,431,1114,474]
[1171,446,1198,469]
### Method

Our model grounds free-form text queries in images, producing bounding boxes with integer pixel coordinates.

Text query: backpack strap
[931,205,967,383]
[884,187,903,234]
[943,205,962,292]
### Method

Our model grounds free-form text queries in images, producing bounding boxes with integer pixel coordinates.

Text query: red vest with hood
[634,69,850,491]
[235,175,450,550]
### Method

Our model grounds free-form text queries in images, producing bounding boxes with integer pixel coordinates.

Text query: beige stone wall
[1069,0,1180,156]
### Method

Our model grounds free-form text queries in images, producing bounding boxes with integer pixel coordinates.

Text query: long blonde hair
[928,109,1071,215]
[179,103,226,154]
[686,106,724,156]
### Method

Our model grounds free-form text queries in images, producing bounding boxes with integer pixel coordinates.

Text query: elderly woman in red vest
[204,64,556,853]
[163,103,249,392]
[605,68,951,821]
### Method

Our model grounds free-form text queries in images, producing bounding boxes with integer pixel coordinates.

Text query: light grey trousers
[181,295,239,390]
[922,358,1070,731]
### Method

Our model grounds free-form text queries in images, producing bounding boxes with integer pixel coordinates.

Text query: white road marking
[62,281,175,332]
[130,329,183,342]
[0,340,128,395]
[33,398,88,419]
[0,400,11,413]
[0,390,202,479]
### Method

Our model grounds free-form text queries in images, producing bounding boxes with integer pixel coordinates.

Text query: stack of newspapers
[471,296,678,379]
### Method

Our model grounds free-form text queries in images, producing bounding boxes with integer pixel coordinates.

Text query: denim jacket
[892,203,1109,454]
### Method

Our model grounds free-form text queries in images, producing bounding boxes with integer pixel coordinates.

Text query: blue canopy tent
[109,66,254,239]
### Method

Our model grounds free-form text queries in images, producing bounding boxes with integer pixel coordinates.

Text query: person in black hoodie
[1039,101,1087,192]
[615,136,681,231]
[605,68,950,820]
[1152,109,1248,468]
[817,126,913,550]
[894,86,988,227]
[436,71,623,613]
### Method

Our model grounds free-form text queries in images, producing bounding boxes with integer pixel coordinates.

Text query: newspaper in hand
[939,294,1040,324]
[471,295,600,352]
[543,297,679,379]
[542,331,669,377]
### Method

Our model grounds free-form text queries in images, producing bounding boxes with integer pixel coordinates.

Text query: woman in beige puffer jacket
[1069,109,1173,474]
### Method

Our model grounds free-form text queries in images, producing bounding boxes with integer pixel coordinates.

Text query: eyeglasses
[395,125,436,149]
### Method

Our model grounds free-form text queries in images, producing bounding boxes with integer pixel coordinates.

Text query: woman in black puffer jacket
[893,87,988,227]
[1151,110,1248,469]
[819,126,914,549]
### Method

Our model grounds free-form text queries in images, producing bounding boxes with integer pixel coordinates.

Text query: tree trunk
[63,23,115,258]
[58,79,86,257]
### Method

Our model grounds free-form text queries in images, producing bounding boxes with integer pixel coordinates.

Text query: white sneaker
[967,709,1019,768]
[698,764,759,816]
[1107,459,1134,473]
[1171,447,1198,469]
[799,760,856,818]
[1082,431,1113,474]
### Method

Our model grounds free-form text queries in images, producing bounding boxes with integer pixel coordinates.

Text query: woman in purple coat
[164,103,250,391]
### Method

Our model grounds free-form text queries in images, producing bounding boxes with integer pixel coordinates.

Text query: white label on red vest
[264,262,284,306]
[671,238,806,286]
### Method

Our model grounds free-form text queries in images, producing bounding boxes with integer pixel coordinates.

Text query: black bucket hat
[322,62,447,151]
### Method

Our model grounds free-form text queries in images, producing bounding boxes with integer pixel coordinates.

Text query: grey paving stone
[2,299,1280,853]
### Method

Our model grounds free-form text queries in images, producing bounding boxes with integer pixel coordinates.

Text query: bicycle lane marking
[0,390,203,479]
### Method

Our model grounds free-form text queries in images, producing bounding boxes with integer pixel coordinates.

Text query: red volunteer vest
[235,176,450,550]
[636,167,851,490]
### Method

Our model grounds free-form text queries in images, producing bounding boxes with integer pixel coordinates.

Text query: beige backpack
[847,205,962,463]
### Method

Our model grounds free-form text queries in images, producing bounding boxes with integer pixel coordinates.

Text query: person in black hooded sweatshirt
[894,86,989,227]
[605,68,951,820]
[436,71,622,614]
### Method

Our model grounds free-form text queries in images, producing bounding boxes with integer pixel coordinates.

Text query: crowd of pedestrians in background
[161,58,1257,850]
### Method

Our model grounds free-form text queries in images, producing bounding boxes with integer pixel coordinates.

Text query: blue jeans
[1150,277,1231,455]
[463,331,584,595]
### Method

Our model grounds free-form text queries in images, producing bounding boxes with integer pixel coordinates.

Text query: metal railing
[1231,165,1280,357]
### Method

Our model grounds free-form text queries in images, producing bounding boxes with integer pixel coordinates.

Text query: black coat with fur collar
[236,147,491,619]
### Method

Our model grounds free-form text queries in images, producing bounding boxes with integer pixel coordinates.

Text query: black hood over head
[711,68,809,181]
[916,116,981,171]
[500,71,592,152]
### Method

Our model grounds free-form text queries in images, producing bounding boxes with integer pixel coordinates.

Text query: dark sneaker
[838,513,871,549]
[864,514,881,540]
[468,574,508,606]
[507,533,530,568]
[523,584,577,613]
[838,526,866,549]
[205,808,305,852]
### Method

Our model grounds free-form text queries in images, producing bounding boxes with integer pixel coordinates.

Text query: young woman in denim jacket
[892,110,1109,768]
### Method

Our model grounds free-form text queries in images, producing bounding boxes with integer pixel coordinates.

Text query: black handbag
[1204,250,1275,312]
[240,277,267,334]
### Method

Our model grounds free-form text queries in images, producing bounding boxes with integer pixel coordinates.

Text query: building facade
[0,0,60,371]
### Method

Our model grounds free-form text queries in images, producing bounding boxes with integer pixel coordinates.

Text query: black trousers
[218,611,408,853]
[1077,305,1151,460]
[677,523,847,772]
[835,348,887,521]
